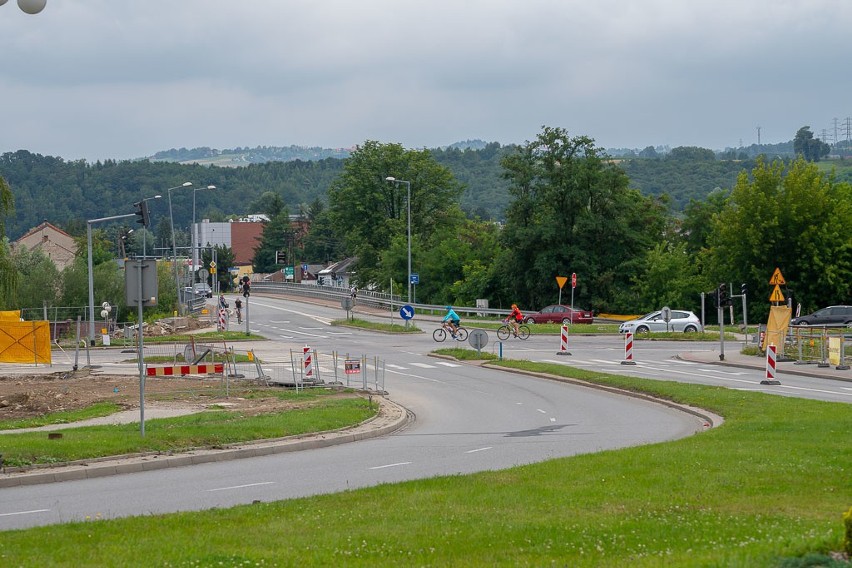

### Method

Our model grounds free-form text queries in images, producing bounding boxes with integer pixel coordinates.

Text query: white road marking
[0,509,50,517]
[369,462,412,470]
[206,482,276,492]
[410,363,437,369]
[466,447,492,454]
[386,364,408,370]
[536,408,547,414]
[434,362,461,367]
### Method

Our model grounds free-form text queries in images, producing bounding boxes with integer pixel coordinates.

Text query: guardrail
[250,281,514,319]
[787,325,851,369]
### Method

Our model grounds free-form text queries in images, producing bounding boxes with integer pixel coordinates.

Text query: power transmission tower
[756,126,761,145]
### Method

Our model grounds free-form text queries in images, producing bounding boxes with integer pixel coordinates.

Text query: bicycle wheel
[517,325,530,340]
[455,327,469,341]
[433,328,447,342]
[496,325,510,341]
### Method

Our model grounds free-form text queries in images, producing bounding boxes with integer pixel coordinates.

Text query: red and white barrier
[760,343,781,385]
[621,332,636,365]
[557,325,572,356]
[146,363,224,377]
[217,308,227,331]
[303,345,313,378]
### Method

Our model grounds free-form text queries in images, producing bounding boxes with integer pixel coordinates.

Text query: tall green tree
[252,209,294,274]
[793,126,830,162]
[327,141,463,287]
[11,246,61,311]
[498,126,668,312]
[708,157,852,319]
[202,245,237,291]
[0,175,16,307]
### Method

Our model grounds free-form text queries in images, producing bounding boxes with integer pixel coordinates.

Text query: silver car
[619,310,702,334]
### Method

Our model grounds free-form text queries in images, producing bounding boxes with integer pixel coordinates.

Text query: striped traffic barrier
[304,345,313,378]
[146,363,224,377]
[621,332,636,365]
[760,343,781,385]
[557,325,571,356]
[217,308,227,331]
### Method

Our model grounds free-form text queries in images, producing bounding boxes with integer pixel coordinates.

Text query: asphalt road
[0,296,712,530]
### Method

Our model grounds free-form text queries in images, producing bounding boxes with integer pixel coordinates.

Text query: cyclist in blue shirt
[442,306,461,337]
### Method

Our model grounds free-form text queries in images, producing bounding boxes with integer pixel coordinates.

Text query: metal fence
[251,281,513,319]
[786,326,851,369]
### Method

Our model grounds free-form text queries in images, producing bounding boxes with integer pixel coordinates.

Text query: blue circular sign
[399,305,414,320]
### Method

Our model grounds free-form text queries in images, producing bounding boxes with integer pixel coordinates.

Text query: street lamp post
[385,177,412,304]
[140,194,161,257]
[191,185,216,285]
[167,182,193,315]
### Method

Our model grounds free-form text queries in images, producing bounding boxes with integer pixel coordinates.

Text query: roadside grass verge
[0,402,122,431]
[433,347,498,361]
[1,360,849,566]
[0,395,375,468]
[332,318,421,333]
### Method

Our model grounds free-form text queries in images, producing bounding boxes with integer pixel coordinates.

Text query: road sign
[556,276,567,289]
[571,272,577,288]
[341,297,353,311]
[769,267,785,285]
[344,359,361,375]
[399,305,414,320]
[209,261,216,269]
[769,285,785,302]
[410,273,419,285]
[468,329,488,350]
[661,306,672,323]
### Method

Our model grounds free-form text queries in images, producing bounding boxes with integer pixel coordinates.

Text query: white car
[619,310,702,334]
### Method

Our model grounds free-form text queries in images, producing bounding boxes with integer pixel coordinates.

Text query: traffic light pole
[87,213,136,346]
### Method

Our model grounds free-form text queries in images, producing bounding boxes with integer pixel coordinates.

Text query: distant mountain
[149,145,353,167]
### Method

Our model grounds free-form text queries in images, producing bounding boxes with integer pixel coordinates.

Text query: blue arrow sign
[399,305,414,320]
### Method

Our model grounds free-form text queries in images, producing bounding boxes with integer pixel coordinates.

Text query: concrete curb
[0,397,412,488]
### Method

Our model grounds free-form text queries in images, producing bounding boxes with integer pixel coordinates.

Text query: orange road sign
[769,268,785,286]
[556,276,567,289]
[769,284,785,302]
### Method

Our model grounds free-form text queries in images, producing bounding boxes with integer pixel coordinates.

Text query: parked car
[523,304,593,325]
[619,310,702,334]
[790,305,852,327]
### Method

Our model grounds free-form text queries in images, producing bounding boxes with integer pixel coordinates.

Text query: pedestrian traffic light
[242,280,250,297]
[741,283,747,296]
[275,251,285,264]
[133,200,150,228]
[718,283,729,307]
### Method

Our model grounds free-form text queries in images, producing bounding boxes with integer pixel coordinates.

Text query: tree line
[1,125,850,324]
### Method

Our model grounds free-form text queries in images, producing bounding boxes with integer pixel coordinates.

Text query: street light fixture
[191,185,216,283]
[167,182,193,314]
[140,194,161,257]
[0,0,47,15]
[385,176,412,305]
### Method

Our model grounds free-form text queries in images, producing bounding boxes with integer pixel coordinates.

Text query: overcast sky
[2,0,850,162]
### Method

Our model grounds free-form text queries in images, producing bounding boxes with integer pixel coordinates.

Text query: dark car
[790,305,852,327]
[523,304,593,325]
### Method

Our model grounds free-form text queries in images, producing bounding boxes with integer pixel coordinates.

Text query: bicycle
[433,323,469,342]
[497,320,530,340]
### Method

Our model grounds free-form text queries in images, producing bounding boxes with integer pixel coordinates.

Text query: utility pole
[756,125,761,146]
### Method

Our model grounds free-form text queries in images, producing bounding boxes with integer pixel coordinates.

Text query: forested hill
[1,145,780,240]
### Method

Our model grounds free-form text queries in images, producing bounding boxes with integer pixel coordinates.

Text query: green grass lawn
[1,360,849,566]
[0,393,375,468]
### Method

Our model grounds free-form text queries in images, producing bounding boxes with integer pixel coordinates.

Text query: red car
[523,304,593,325]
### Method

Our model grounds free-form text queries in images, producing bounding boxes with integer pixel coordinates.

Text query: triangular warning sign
[769,284,785,302]
[769,268,786,286]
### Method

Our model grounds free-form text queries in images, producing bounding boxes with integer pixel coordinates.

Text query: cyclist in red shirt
[507,304,524,337]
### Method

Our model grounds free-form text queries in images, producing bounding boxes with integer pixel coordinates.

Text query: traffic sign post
[399,304,414,328]
[556,276,567,305]
[570,272,577,316]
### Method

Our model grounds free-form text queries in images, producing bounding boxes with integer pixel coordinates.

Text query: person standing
[234,297,243,324]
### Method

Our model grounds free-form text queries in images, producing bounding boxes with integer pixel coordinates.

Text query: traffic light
[275,251,285,264]
[741,283,747,296]
[133,200,150,228]
[718,283,729,307]
[242,280,251,297]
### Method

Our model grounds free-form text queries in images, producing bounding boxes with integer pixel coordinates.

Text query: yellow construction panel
[0,321,52,364]
[0,310,21,322]
[761,305,791,355]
